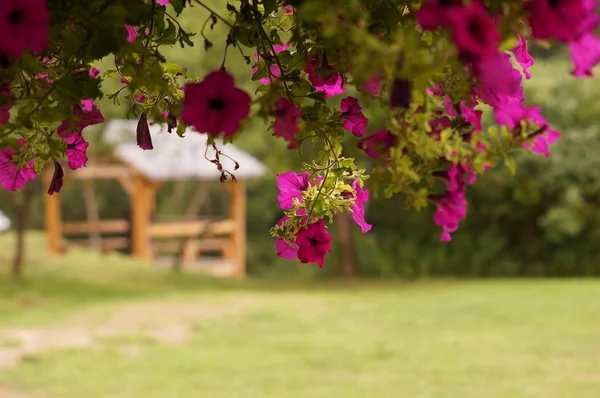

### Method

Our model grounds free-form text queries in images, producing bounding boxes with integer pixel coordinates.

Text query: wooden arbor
[43,120,268,278]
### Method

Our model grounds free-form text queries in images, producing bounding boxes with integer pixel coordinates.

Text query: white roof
[0,209,10,233]
[102,119,268,181]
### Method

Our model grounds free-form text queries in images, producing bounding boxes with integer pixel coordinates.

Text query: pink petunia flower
[358,130,398,160]
[275,216,298,260]
[295,219,332,268]
[253,43,289,85]
[277,171,311,210]
[527,0,588,42]
[348,180,372,233]
[273,98,302,149]
[57,101,105,138]
[416,0,466,31]
[569,31,600,77]
[429,163,473,242]
[181,71,251,137]
[47,161,64,195]
[390,78,412,108]
[340,97,368,137]
[445,3,501,64]
[511,36,534,79]
[136,113,153,150]
[65,134,89,170]
[357,75,382,96]
[305,56,345,98]
[0,0,51,57]
[157,0,170,4]
[125,25,139,43]
[0,140,37,191]
[89,68,101,78]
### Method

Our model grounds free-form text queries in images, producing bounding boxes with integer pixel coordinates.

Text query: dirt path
[0,294,265,372]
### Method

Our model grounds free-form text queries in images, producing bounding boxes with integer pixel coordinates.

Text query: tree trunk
[11,185,35,279]
[82,180,101,249]
[336,211,356,278]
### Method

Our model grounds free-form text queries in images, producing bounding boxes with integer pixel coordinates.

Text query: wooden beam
[155,238,230,253]
[207,219,235,236]
[71,165,132,180]
[225,181,246,279]
[62,219,130,235]
[69,237,130,250]
[42,167,63,254]
[130,174,157,261]
[149,220,210,238]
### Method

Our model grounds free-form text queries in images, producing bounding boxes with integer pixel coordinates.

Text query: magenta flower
[0,140,37,191]
[348,180,372,233]
[0,0,50,57]
[511,36,534,79]
[429,163,473,242]
[428,114,451,140]
[80,99,94,113]
[358,130,398,160]
[136,113,153,150]
[305,56,345,98]
[569,32,600,77]
[446,3,501,63]
[65,134,89,170]
[277,171,310,209]
[390,78,412,108]
[157,0,170,4]
[273,98,302,149]
[275,216,298,260]
[459,102,482,132]
[474,54,524,121]
[89,68,101,78]
[358,75,382,96]
[181,71,251,137]
[521,107,561,157]
[416,0,465,31]
[527,0,588,42]
[295,219,332,268]
[57,101,105,138]
[340,97,368,137]
[253,43,289,85]
[47,161,64,195]
[125,25,138,43]
[431,191,468,242]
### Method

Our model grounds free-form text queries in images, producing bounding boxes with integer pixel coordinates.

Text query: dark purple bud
[136,112,153,150]
[390,78,412,108]
[47,161,64,195]
[166,113,177,134]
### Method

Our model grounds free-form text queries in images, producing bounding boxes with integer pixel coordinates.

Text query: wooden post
[130,174,156,261]
[42,167,63,254]
[225,180,246,278]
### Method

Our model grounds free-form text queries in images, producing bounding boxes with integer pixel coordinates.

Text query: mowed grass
[0,232,600,398]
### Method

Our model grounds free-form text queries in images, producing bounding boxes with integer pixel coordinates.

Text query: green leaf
[307,92,326,103]
[170,0,186,15]
[262,0,278,16]
[176,122,187,137]
[157,20,177,45]
[504,154,518,176]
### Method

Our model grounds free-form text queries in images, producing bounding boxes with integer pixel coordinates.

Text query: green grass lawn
[0,232,600,398]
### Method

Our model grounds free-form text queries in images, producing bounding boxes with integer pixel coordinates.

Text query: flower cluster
[0,0,599,269]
